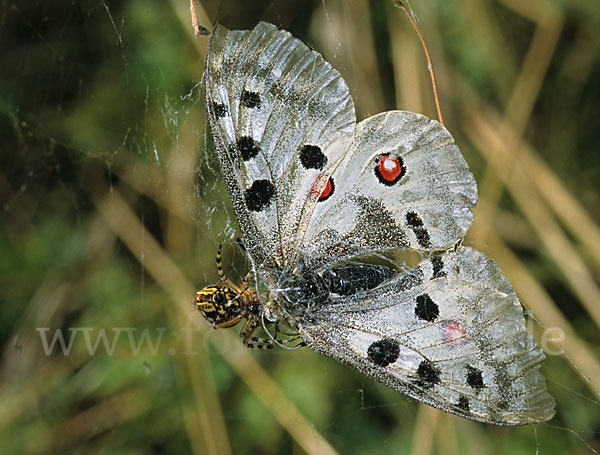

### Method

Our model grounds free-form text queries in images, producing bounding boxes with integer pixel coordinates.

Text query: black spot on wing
[457,395,470,413]
[299,145,327,170]
[415,294,439,322]
[367,338,400,367]
[430,256,446,278]
[212,102,228,118]
[238,136,260,161]
[245,180,275,212]
[466,365,484,390]
[241,90,261,108]
[416,360,441,389]
[406,211,432,248]
[415,230,431,248]
[406,210,424,227]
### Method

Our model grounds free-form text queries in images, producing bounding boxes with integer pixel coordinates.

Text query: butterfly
[195,21,555,425]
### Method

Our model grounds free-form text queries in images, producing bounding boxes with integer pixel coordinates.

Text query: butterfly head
[194,285,244,328]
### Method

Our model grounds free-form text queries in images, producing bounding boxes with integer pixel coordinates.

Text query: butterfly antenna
[235,236,247,252]
[260,313,303,350]
[260,314,279,346]
[394,1,444,126]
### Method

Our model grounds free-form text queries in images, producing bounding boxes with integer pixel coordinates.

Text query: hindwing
[300,247,555,425]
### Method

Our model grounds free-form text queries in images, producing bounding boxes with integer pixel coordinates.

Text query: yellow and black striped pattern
[194,285,243,326]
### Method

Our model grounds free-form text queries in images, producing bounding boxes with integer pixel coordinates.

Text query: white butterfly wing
[300,247,555,425]
[204,22,554,426]
[205,22,355,270]
[296,111,478,269]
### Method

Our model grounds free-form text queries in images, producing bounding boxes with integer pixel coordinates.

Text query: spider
[194,244,302,349]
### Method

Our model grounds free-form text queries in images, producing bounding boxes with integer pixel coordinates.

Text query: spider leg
[213,314,243,329]
[216,243,242,292]
[239,317,271,349]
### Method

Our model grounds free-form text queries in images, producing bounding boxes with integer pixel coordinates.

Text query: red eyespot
[375,154,405,185]
[443,321,467,345]
[310,176,335,202]
[319,177,334,200]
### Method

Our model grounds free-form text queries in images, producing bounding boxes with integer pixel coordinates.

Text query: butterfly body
[197,21,555,425]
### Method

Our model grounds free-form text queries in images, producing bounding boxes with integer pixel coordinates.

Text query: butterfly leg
[245,332,305,349]
[239,318,305,349]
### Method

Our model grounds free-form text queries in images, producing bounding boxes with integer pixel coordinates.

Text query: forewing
[300,247,555,425]
[297,111,478,269]
[205,22,355,270]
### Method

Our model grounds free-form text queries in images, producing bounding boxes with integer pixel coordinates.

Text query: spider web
[1,0,599,454]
